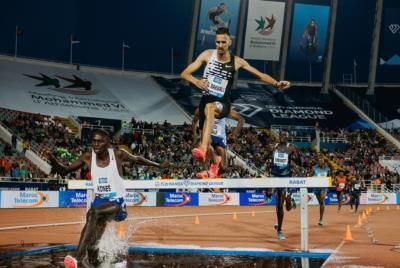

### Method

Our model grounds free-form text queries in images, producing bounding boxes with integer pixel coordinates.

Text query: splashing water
[95,219,152,266]
[96,222,128,265]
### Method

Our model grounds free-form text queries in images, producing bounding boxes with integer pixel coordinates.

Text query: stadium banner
[379,8,400,66]
[59,191,87,208]
[68,177,331,190]
[288,3,330,63]
[194,0,241,58]
[360,193,397,205]
[157,76,359,128]
[239,192,275,206]
[125,191,157,207]
[326,192,350,205]
[199,192,239,206]
[243,0,285,61]
[161,192,199,207]
[0,182,53,191]
[0,60,135,120]
[1,191,59,208]
[397,193,400,204]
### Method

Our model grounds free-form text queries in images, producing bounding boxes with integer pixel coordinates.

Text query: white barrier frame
[68,177,331,252]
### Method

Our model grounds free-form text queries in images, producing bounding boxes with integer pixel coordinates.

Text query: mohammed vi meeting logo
[23,73,96,95]
[255,14,276,36]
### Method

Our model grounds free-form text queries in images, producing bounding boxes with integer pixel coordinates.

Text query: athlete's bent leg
[317,191,326,225]
[76,203,120,261]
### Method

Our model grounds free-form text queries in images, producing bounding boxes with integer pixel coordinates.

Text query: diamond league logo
[183,179,191,188]
[388,24,400,34]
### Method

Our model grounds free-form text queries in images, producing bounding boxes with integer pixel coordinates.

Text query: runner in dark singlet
[349,175,363,214]
[181,27,290,164]
[270,131,298,240]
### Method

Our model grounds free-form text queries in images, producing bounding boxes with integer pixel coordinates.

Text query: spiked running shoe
[64,255,77,268]
[192,146,206,162]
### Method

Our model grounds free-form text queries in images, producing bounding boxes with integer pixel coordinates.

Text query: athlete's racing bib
[207,75,228,98]
[337,182,345,191]
[273,152,289,167]
[95,177,117,198]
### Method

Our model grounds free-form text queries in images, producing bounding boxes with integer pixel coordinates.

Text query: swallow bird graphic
[23,73,60,88]
[56,75,92,91]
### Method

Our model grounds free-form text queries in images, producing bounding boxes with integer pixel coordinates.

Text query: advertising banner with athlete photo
[379,8,400,66]
[288,3,330,63]
[243,0,285,61]
[193,0,241,58]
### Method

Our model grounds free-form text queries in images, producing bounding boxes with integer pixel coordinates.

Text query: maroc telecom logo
[209,193,231,206]
[131,192,147,206]
[15,192,49,208]
[255,14,276,36]
[166,193,191,207]
[368,194,388,204]
[24,73,96,95]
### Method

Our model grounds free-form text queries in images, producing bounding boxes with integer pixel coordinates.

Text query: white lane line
[0,210,275,231]
[321,240,346,268]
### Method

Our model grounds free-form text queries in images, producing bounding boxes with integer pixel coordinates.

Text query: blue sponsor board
[240,193,276,206]
[326,192,349,205]
[397,193,400,205]
[59,191,87,208]
[162,192,198,207]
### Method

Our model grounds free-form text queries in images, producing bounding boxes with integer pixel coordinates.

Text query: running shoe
[192,146,206,162]
[209,156,221,178]
[285,196,292,211]
[277,231,286,240]
[64,255,77,268]
[196,170,209,179]
[318,219,324,226]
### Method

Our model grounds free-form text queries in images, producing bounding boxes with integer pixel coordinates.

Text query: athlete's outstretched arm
[181,50,211,91]
[48,153,87,176]
[118,149,169,168]
[236,57,290,90]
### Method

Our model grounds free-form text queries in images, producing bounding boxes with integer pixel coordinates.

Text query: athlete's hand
[160,161,170,169]
[195,79,209,92]
[228,133,237,143]
[276,80,290,90]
